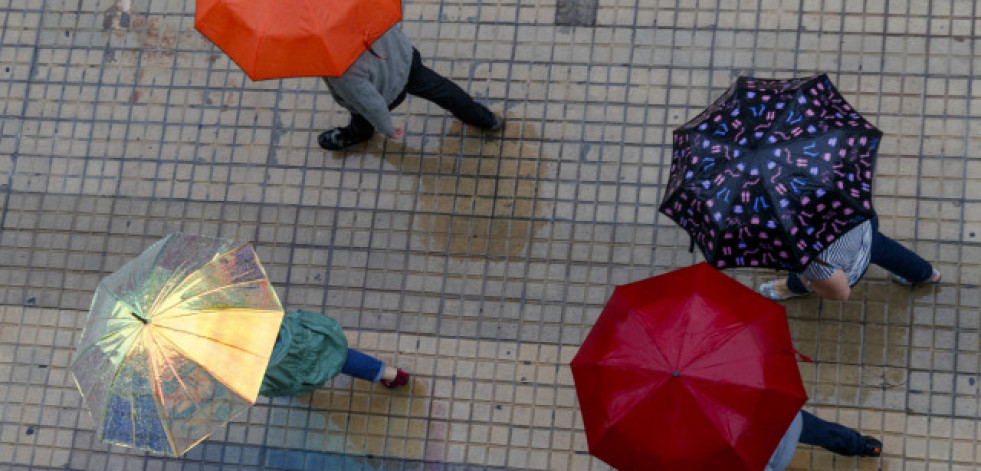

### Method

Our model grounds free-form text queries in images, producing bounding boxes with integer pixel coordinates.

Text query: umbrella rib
[98,328,153,448]
[148,242,250,314]
[76,324,142,373]
[814,130,879,213]
[147,272,198,322]
[152,323,269,358]
[584,364,669,434]
[677,323,744,373]
[634,315,676,369]
[679,381,760,468]
[154,307,282,325]
[150,325,261,403]
[303,0,332,71]
[76,327,143,402]
[150,278,272,320]
[147,326,240,452]
[677,308,770,373]
[757,132,841,265]
[617,290,681,369]
[251,0,290,79]
[669,295,701,372]
[152,331,211,405]
[143,330,182,455]
[761,147,807,263]
[99,282,141,319]
[100,332,138,388]
[150,244,267,312]
[143,235,186,315]
[681,377,803,469]
[756,79,811,150]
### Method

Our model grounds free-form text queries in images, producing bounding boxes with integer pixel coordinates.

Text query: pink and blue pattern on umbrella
[659,74,880,271]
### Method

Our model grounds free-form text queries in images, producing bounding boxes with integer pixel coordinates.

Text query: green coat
[259,310,349,398]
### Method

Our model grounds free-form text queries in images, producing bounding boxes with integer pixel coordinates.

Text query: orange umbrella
[195,0,402,80]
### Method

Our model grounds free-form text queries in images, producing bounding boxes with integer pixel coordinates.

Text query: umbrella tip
[129,311,148,324]
[673,371,680,377]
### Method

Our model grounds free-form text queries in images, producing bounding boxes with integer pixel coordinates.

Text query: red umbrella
[571,263,807,471]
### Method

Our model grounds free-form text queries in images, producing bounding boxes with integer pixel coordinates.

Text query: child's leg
[341,348,386,382]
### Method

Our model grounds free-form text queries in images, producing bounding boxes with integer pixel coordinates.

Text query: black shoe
[859,436,882,457]
[318,127,371,151]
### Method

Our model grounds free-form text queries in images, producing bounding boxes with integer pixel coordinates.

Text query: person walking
[318,25,504,151]
[758,216,941,301]
[767,409,882,470]
[259,310,409,398]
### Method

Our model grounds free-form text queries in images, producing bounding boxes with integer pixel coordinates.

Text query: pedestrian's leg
[798,411,866,456]
[318,113,376,150]
[786,273,811,294]
[341,348,386,382]
[758,273,809,300]
[404,49,500,129]
[869,218,935,284]
[340,349,411,389]
[319,88,410,150]
[346,113,376,140]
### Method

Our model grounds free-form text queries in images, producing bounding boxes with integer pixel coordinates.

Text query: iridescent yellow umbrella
[70,233,284,456]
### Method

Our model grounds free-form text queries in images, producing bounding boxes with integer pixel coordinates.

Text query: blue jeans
[341,349,385,382]
[788,216,934,294]
[799,411,866,456]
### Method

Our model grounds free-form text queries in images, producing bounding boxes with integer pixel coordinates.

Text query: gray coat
[323,26,413,137]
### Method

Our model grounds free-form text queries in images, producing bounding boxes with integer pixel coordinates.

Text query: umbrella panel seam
[144,329,182,455]
[148,242,259,317]
[150,279,276,322]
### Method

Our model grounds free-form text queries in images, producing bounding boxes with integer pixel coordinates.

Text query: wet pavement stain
[130,15,202,62]
[351,115,553,260]
[103,0,131,30]
[301,376,431,458]
[301,388,368,455]
[106,12,207,63]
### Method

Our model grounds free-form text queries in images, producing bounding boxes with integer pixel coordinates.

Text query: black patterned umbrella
[659,74,880,271]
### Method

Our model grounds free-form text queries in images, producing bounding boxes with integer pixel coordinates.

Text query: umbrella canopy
[70,233,285,456]
[195,0,402,80]
[571,263,808,471]
[659,74,880,271]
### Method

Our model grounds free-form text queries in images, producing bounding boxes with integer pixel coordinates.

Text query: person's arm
[329,76,399,138]
[800,269,850,301]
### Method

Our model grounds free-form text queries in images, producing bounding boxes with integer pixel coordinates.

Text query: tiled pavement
[2,0,981,469]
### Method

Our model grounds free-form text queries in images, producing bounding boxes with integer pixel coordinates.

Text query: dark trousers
[799,411,866,456]
[788,216,934,294]
[346,48,497,139]
[341,348,384,382]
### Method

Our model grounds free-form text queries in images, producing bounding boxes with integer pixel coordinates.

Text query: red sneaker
[380,369,409,389]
